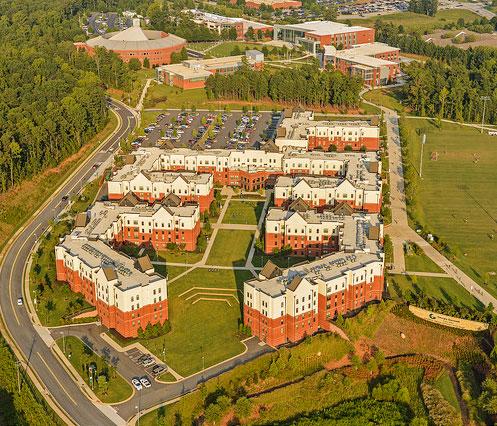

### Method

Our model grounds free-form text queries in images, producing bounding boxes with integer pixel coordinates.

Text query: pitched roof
[74,212,88,228]
[119,192,141,207]
[287,275,303,292]
[162,192,181,207]
[289,197,311,212]
[331,202,354,216]
[136,255,154,274]
[259,260,282,280]
[102,266,118,281]
[368,225,380,241]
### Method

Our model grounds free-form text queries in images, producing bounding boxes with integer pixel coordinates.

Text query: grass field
[157,248,204,264]
[56,336,132,403]
[207,41,263,57]
[388,274,483,310]
[363,87,406,114]
[402,118,497,296]
[348,9,481,33]
[207,230,254,266]
[252,249,308,268]
[153,265,189,280]
[140,267,252,376]
[404,251,443,273]
[434,369,460,410]
[222,200,264,225]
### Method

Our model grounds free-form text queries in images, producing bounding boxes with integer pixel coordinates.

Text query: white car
[17,297,23,306]
[140,377,152,388]
[131,378,142,391]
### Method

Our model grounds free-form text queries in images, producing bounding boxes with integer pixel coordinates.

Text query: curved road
[0,99,136,426]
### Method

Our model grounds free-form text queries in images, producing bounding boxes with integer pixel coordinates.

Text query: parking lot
[135,110,275,151]
[126,347,168,381]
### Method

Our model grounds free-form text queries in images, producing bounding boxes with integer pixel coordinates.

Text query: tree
[128,58,141,71]
[97,375,109,395]
[44,300,55,322]
[234,397,252,419]
[204,403,223,423]
[143,57,150,69]
[480,378,497,415]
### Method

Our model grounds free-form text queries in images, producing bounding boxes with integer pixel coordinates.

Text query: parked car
[152,365,166,375]
[142,358,155,367]
[131,378,142,390]
[140,376,152,388]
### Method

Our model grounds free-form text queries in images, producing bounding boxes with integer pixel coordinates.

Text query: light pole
[419,134,426,178]
[481,96,491,134]
[16,361,21,393]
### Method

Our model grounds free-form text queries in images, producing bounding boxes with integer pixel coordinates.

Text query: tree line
[375,22,497,124]
[205,63,363,108]
[408,0,438,16]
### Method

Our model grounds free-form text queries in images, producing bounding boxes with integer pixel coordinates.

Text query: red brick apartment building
[244,251,384,346]
[74,20,186,67]
[109,148,379,193]
[107,171,214,213]
[275,110,380,152]
[264,207,383,256]
[75,200,201,251]
[56,237,168,338]
[273,174,382,213]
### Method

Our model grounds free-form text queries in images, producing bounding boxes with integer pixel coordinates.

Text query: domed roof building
[75,19,186,67]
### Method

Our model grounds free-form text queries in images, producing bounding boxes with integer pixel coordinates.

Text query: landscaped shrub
[421,383,462,426]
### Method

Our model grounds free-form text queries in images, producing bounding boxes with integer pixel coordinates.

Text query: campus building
[55,236,168,338]
[107,170,214,212]
[323,43,400,87]
[274,173,382,213]
[275,110,380,152]
[109,147,381,191]
[188,10,273,40]
[74,19,186,66]
[74,200,201,251]
[273,21,375,54]
[264,207,383,256]
[231,0,302,9]
[156,50,264,90]
[244,250,384,346]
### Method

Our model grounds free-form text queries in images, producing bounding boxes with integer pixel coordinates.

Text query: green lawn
[434,369,460,410]
[348,9,480,33]
[187,41,220,52]
[388,274,483,311]
[154,265,190,280]
[69,178,100,215]
[207,41,264,57]
[252,249,308,269]
[207,230,254,266]
[56,336,132,404]
[222,200,264,225]
[157,371,177,382]
[140,267,252,376]
[404,251,443,273]
[30,221,95,327]
[157,249,204,264]
[402,118,497,296]
[363,87,406,114]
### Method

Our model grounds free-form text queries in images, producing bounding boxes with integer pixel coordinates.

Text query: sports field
[348,9,480,33]
[402,118,497,296]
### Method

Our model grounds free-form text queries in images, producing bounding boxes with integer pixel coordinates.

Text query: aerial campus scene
[1,0,497,425]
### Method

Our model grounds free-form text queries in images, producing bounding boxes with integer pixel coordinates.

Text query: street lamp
[481,96,491,134]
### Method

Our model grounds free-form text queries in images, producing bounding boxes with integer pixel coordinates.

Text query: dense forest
[206,63,363,108]
[0,0,145,193]
[375,22,497,124]
[408,0,438,16]
[0,335,61,425]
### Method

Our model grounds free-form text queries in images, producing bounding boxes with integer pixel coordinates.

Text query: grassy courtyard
[207,41,263,57]
[404,251,443,273]
[222,200,264,225]
[402,118,497,296]
[348,9,480,33]
[363,87,406,114]
[56,336,132,404]
[140,268,252,376]
[388,274,483,311]
[207,230,254,267]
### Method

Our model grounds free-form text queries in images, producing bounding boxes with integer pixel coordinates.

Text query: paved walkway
[391,271,449,278]
[362,88,497,310]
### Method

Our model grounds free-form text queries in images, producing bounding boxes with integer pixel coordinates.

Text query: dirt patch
[371,312,476,364]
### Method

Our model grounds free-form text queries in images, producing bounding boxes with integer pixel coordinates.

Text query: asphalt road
[0,99,136,426]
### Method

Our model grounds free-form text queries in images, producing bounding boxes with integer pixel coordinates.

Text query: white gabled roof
[109,26,149,42]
